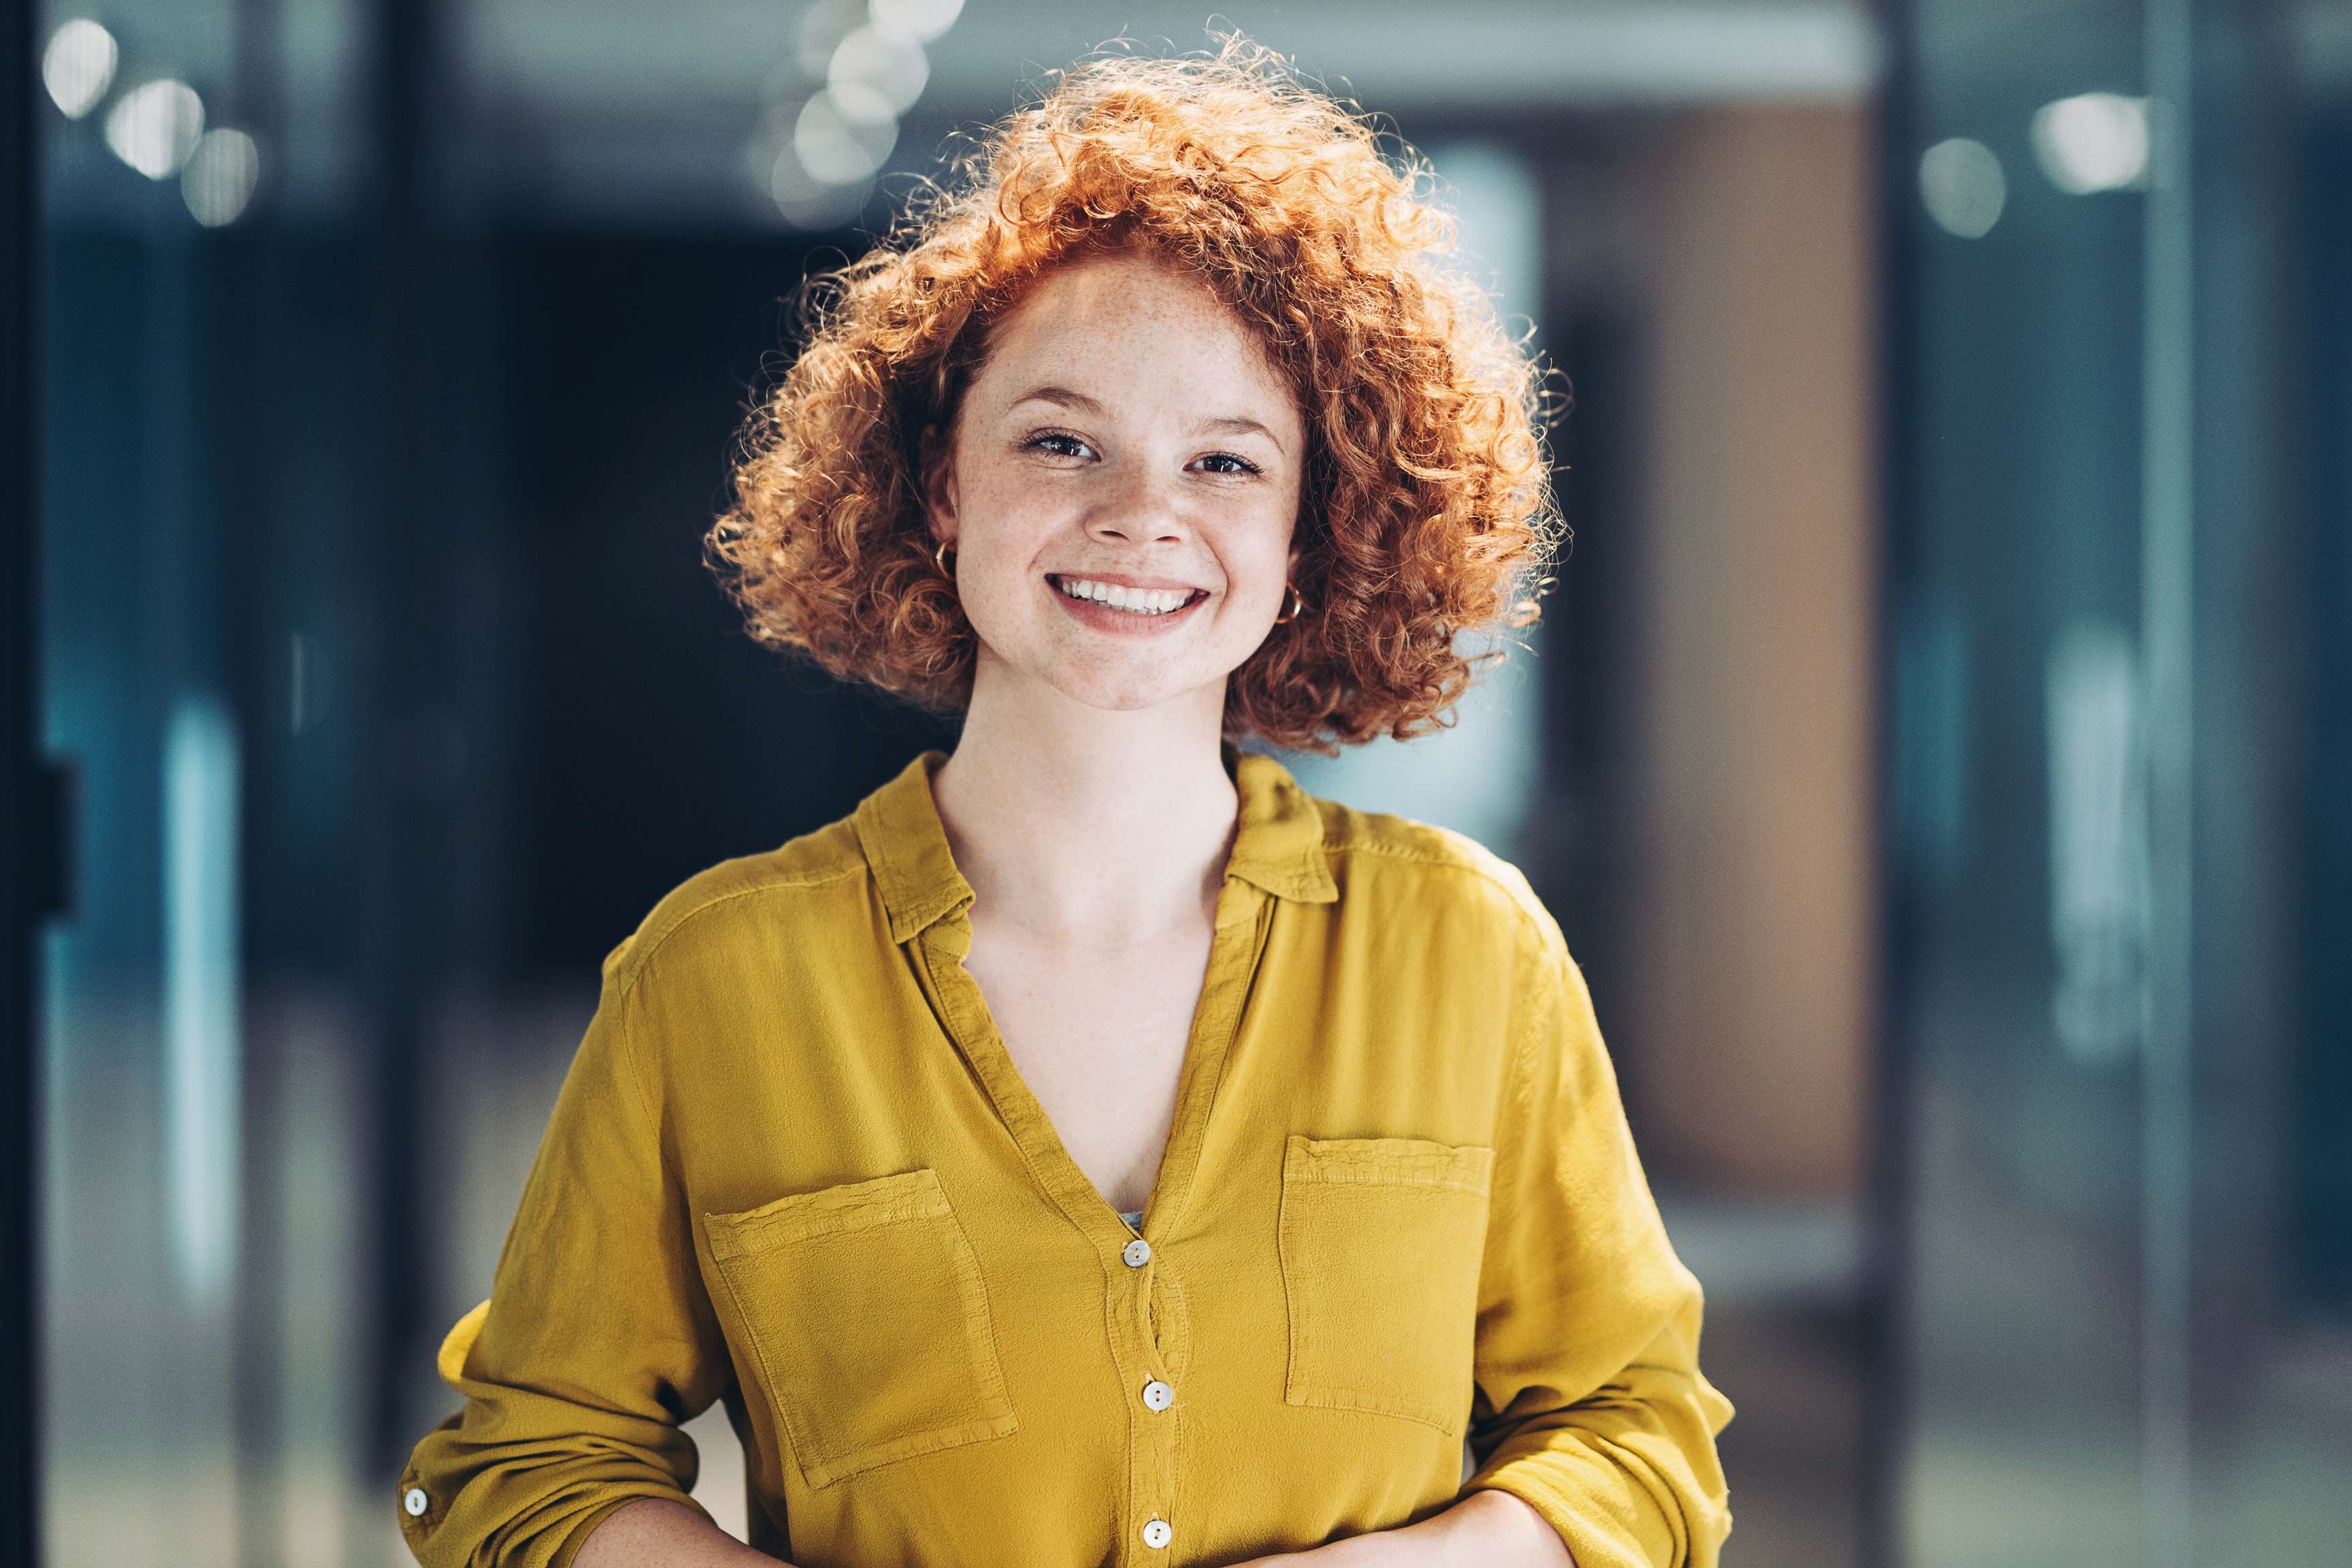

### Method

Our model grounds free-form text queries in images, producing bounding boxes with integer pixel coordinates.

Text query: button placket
[1111,1237,1183,1567]
[1090,894,1270,1565]
[1103,900,1269,1567]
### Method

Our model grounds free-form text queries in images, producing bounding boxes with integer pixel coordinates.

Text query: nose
[1085,458,1189,547]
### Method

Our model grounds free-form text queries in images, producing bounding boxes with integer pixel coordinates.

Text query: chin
[1051,676,1199,713]
[1039,662,1224,715]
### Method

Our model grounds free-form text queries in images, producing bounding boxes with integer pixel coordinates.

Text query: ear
[920,428,960,548]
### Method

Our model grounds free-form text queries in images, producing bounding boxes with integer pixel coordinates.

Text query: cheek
[946,475,1061,644]
[1236,492,1303,595]
[949,475,1039,585]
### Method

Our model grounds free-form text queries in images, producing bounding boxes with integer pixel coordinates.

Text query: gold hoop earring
[1273,581,1305,624]
[934,537,956,576]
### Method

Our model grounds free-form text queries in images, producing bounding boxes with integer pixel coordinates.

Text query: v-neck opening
[852,743,1327,1263]
[917,881,1275,1259]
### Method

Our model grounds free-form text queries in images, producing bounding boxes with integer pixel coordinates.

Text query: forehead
[970,250,1298,419]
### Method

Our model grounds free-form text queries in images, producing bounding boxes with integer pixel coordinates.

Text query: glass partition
[1886,1,2352,1561]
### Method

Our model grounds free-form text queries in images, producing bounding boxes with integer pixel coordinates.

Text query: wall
[1630,103,1877,1198]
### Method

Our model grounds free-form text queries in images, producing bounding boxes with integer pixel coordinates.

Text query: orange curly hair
[707,35,1561,751]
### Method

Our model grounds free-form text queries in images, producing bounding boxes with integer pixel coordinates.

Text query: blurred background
[3,0,2348,1565]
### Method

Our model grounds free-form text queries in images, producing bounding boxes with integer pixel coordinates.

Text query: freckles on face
[936,249,1308,713]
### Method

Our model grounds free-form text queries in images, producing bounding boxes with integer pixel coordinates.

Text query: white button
[1141,1518,1172,1550]
[1122,1237,1151,1268]
[1141,1378,1173,1411]
[402,1486,429,1518]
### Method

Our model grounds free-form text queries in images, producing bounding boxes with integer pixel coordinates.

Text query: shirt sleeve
[1460,911,1736,1568]
[397,953,736,1568]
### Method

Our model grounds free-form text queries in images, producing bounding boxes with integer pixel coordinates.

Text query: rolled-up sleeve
[1460,913,1735,1568]
[397,949,732,1568]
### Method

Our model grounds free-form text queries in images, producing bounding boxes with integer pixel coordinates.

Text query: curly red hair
[707,35,1560,751]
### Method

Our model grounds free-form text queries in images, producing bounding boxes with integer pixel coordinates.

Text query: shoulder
[1302,789,1561,962]
[597,813,873,997]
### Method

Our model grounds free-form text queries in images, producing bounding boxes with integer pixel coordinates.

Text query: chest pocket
[1276,1134,1495,1435]
[702,1167,1018,1488]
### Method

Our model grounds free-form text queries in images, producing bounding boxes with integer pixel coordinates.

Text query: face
[927,249,1306,717]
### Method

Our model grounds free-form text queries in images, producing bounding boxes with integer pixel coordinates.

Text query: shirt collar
[851,739,1337,944]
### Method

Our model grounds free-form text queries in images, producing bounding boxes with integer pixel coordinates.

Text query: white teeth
[1054,576,1194,615]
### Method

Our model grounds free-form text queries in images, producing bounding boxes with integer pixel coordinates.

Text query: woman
[400,39,1732,1568]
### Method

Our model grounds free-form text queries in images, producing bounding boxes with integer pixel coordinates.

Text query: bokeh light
[1918,136,2005,238]
[829,25,928,115]
[795,88,897,186]
[769,137,871,230]
[798,0,868,78]
[2031,92,2151,195]
[41,17,118,120]
[870,0,964,46]
[105,78,206,180]
[182,128,261,227]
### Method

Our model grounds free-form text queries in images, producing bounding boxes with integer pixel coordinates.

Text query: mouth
[1048,574,1210,618]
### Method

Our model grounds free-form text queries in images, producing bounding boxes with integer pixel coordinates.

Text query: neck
[930,662,1239,943]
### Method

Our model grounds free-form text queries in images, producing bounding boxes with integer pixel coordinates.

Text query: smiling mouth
[1049,575,1207,617]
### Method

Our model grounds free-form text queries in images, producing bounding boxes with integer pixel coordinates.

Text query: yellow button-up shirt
[400,747,1733,1568]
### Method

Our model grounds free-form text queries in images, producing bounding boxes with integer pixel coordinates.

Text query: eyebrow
[1198,414,1286,449]
[1009,386,1289,453]
[1009,385,1108,416]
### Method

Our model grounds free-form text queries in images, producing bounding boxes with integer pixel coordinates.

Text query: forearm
[572,1498,783,1568]
[576,1487,1564,1568]
[1423,1488,1577,1568]
[1232,1487,1574,1567]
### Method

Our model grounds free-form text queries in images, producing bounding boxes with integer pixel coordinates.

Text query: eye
[1192,451,1264,477]
[1022,430,1096,460]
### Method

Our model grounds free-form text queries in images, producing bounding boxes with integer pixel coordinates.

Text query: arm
[1224,1487,1571,1567]
[574,1499,776,1567]
[399,956,767,1568]
[1231,910,1729,1568]
[1454,915,1735,1568]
